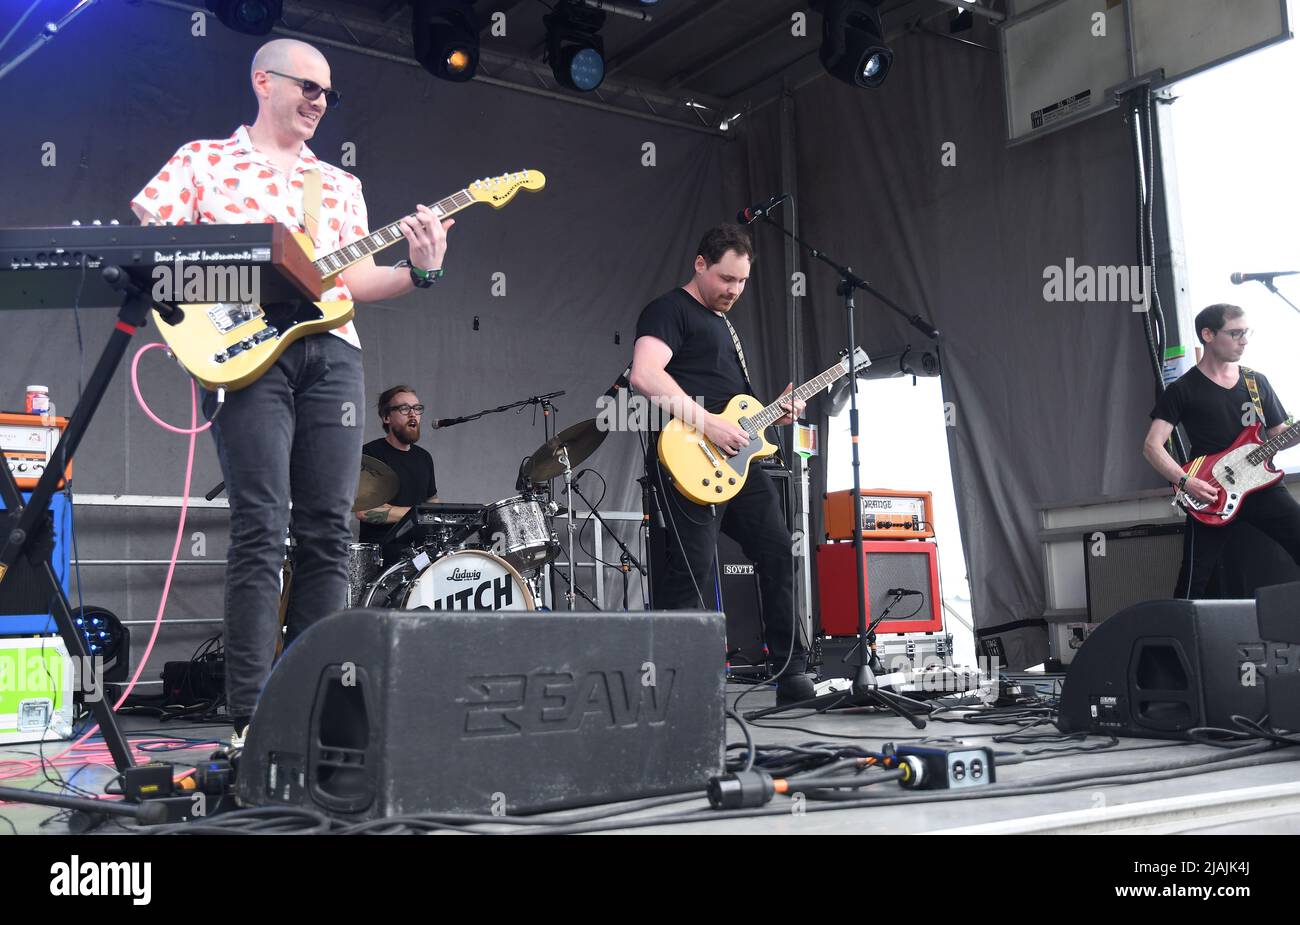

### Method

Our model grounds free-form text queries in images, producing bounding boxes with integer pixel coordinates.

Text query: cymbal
[525,418,607,482]
[353,455,399,512]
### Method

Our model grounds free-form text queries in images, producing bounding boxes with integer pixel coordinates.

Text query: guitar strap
[301,169,322,244]
[720,314,757,395]
[1242,366,1266,425]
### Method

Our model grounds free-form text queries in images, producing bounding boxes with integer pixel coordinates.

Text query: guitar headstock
[467,170,547,208]
[841,346,871,374]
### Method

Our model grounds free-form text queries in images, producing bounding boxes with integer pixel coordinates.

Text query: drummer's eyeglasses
[386,403,425,415]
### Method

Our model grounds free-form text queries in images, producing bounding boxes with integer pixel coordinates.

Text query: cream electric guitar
[155,170,546,390]
[658,347,870,505]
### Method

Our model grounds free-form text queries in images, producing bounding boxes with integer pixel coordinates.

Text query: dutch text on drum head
[427,573,517,610]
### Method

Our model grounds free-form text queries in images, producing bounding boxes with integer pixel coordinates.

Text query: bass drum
[365,549,536,612]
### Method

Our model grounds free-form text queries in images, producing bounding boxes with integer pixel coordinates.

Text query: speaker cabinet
[238,608,726,817]
[1084,524,1184,623]
[1059,598,1284,739]
[647,466,790,669]
[0,492,70,635]
[817,540,943,636]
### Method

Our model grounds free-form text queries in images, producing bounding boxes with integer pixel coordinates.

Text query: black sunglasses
[266,70,342,107]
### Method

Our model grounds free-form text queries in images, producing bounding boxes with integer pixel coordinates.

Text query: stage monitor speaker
[1058,597,1300,739]
[237,608,726,818]
[817,540,943,636]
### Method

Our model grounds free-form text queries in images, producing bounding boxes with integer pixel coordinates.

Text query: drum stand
[561,445,576,610]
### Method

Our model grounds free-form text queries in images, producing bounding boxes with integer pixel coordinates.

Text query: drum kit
[345,416,608,614]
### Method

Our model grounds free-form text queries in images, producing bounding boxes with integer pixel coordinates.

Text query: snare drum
[346,543,383,607]
[482,496,559,572]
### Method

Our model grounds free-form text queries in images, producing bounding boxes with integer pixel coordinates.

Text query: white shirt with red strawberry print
[130,125,368,349]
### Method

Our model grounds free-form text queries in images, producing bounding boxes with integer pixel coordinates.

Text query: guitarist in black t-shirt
[358,384,440,564]
[1143,303,1300,597]
[630,224,815,705]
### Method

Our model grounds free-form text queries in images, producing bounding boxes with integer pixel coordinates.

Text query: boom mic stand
[742,211,940,727]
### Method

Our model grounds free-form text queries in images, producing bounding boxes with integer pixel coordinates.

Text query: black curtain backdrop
[0,3,731,665]
[732,32,1161,669]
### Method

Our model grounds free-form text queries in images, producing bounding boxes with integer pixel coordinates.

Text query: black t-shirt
[635,288,751,416]
[1150,366,1288,458]
[359,437,437,547]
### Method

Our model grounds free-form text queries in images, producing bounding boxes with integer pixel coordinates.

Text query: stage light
[816,0,893,89]
[73,605,129,683]
[950,5,974,33]
[412,0,480,83]
[545,1,607,93]
[204,0,282,36]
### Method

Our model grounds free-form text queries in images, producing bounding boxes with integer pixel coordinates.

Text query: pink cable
[130,342,215,435]
[0,345,220,795]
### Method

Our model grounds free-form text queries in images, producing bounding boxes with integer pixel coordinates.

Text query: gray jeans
[203,334,364,719]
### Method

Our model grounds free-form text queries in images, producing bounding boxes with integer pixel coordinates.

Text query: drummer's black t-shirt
[1150,366,1287,459]
[359,437,437,547]
[634,288,751,416]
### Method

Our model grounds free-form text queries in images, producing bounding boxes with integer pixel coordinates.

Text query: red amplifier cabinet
[817,540,943,635]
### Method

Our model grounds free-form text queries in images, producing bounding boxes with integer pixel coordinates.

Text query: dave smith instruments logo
[460,667,676,736]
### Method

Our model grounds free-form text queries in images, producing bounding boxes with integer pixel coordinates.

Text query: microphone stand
[1259,278,1300,317]
[570,475,647,611]
[742,212,939,727]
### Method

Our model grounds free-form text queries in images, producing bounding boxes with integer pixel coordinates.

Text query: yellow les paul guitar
[658,347,870,505]
[155,169,546,390]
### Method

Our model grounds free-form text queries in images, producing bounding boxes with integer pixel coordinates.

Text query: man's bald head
[251,38,329,85]
[249,38,332,143]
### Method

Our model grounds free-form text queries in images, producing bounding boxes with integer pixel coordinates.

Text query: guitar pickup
[698,440,720,467]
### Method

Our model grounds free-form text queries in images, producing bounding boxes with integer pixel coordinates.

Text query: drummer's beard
[393,419,421,445]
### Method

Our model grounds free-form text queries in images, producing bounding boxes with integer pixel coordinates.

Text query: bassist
[1143,303,1300,598]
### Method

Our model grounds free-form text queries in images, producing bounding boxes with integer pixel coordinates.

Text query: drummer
[358,385,440,564]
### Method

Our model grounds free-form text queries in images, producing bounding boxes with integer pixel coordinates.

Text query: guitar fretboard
[742,360,853,434]
[313,189,477,277]
[1247,419,1300,465]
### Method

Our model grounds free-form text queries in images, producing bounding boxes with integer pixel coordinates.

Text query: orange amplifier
[824,488,934,540]
[0,413,72,489]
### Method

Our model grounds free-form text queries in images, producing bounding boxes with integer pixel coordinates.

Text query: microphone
[602,363,633,399]
[887,588,922,597]
[1231,270,1299,285]
[737,194,789,225]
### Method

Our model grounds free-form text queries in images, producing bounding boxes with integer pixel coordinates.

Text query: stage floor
[3,676,1299,835]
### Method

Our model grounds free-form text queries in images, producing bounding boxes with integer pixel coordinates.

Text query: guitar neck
[1251,419,1300,464]
[747,361,850,431]
[312,188,478,277]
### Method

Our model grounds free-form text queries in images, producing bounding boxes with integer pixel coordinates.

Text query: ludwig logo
[460,667,676,736]
[449,568,482,582]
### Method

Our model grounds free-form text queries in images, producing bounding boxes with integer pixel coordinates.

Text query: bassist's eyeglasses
[1222,328,1252,341]
[265,70,342,107]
